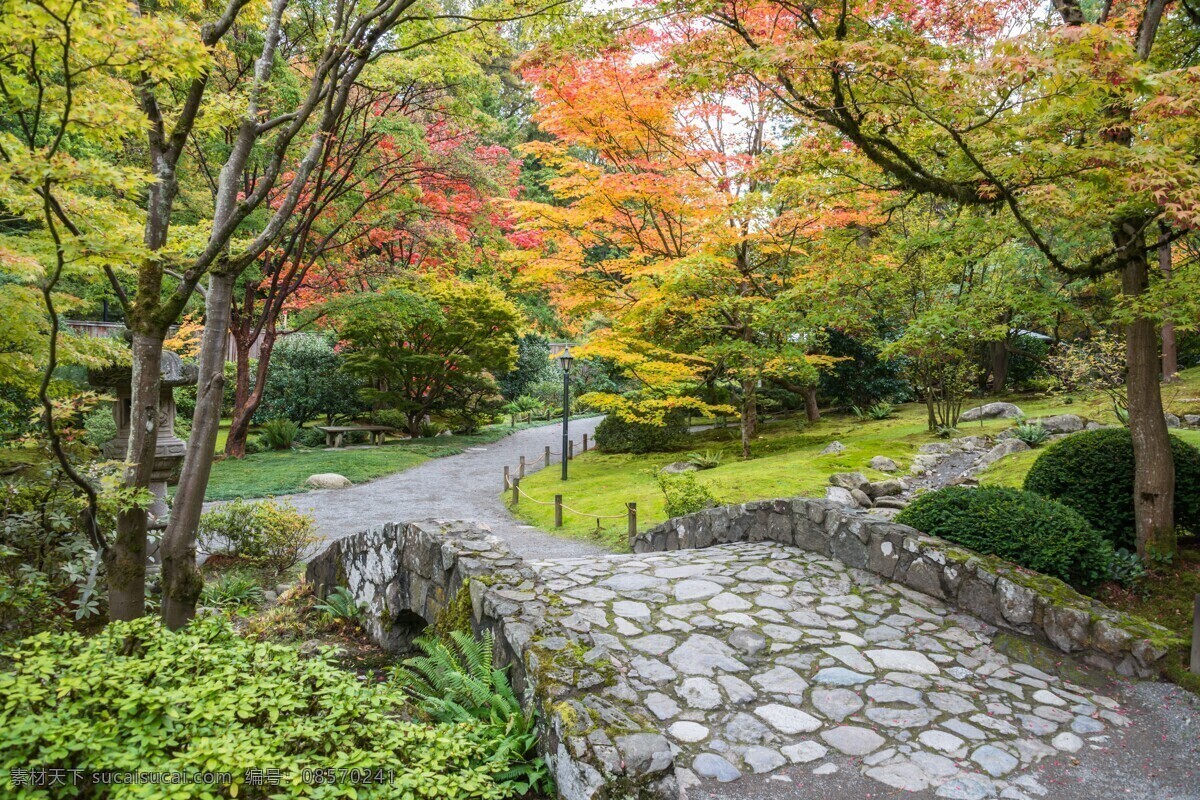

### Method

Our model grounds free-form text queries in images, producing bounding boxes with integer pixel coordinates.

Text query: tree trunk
[160,271,235,629]
[106,330,165,621]
[1119,226,1176,559]
[802,386,820,422]
[1160,233,1178,383]
[988,341,1009,395]
[224,333,255,458]
[225,329,277,458]
[740,378,757,459]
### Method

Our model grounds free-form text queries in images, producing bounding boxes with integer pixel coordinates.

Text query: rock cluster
[827,472,908,513]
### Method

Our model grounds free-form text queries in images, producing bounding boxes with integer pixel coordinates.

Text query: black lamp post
[559,346,573,480]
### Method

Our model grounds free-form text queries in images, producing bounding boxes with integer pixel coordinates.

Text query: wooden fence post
[503,465,510,490]
[545,445,551,466]
[554,495,563,527]
[1192,595,1200,674]
[568,440,574,460]
[519,455,525,478]
[627,502,637,542]
[512,477,520,506]
[582,433,588,452]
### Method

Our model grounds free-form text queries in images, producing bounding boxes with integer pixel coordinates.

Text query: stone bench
[315,424,396,447]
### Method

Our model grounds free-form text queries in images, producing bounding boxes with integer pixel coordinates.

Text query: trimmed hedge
[1024,428,1200,550]
[593,413,687,454]
[896,486,1114,588]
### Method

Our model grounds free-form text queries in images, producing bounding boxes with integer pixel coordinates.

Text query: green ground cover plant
[0,617,542,799]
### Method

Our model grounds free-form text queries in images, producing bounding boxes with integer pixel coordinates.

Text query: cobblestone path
[531,542,1199,800]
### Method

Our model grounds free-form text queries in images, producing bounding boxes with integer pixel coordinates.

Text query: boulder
[850,488,873,508]
[661,461,698,474]
[960,402,1023,422]
[826,486,857,506]
[1185,414,1200,428]
[1165,413,1181,429]
[918,442,951,455]
[1026,414,1084,434]
[866,479,904,499]
[873,496,909,510]
[820,440,846,455]
[305,473,352,489]
[868,456,898,472]
[974,439,1030,470]
[829,472,870,493]
[950,435,991,452]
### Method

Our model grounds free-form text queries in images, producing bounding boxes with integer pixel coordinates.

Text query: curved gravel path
[280,416,609,560]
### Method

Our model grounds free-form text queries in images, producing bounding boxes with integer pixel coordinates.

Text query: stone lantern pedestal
[89,351,197,562]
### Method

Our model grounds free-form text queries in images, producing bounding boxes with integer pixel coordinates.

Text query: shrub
[1024,428,1200,550]
[83,408,116,449]
[200,569,265,608]
[867,402,895,420]
[1,464,112,634]
[255,333,364,426]
[1011,422,1050,447]
[295,425,327,448]
[419,420,445,438]
[896,486,1114,588]
[594,413,687,454]
[198,498,317,573]
[0,617,543,799]
[657,471,718,518]
[259,418,299,450]
[687,450,722,470]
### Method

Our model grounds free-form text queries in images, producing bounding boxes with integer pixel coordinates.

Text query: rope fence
[501,432,637,539]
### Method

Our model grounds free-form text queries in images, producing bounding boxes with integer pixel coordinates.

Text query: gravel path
[278,417,609,560]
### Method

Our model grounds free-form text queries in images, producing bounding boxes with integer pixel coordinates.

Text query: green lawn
[203,416,598,501]
[512,368,1200,551]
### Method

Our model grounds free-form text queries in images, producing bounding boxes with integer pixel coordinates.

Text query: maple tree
[331,276,521,436]
[219,78,521,457]
[511,31,853,456]
[647,0,1200,556]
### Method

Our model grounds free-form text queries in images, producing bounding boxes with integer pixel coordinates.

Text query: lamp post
[559,346,573,480]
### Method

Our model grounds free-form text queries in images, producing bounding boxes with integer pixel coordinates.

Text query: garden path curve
[281,416,608,560]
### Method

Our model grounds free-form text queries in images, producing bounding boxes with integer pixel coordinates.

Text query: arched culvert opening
[388,608,430,652]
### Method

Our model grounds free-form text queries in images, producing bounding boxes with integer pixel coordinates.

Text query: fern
[313,587,362,622]
[392,631,551,794]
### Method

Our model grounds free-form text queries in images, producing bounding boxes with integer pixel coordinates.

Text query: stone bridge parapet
[632,497,1178,678]
[307,520,677,800]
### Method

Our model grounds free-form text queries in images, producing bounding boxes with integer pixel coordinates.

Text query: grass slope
[512,368,1200,551]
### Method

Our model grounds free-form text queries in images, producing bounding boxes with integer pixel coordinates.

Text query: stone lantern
[89,351,197,556]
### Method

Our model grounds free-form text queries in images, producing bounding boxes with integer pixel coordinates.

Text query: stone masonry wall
[632,499,1178,679]
[307,520,677,800]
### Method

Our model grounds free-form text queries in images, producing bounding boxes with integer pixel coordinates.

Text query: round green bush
[896,486,1114,588]
[1023,427,1200,550]
[593,413,687,454]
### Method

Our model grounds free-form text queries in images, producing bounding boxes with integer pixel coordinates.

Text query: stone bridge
[306,499,1195,800]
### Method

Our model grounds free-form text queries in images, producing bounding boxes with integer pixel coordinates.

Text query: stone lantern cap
[88,350,198,391]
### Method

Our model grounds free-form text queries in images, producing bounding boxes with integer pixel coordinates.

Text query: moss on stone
[432,578,475,638]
